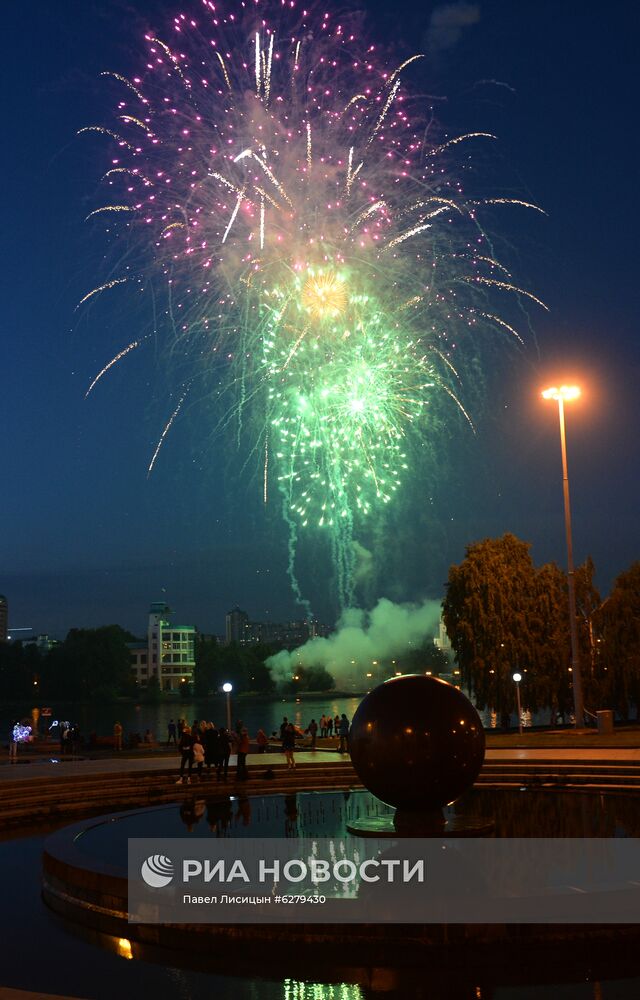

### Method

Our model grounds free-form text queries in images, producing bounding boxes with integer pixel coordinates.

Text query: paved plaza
[2,744,640,785]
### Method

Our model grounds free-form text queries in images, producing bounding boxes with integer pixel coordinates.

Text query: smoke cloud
[267,597,442,689]
[425,3,481,56]
[352,541,374,585]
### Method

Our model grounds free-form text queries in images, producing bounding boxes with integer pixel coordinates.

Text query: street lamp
[222,682,233,731]
[542,384,584,727]
[512,673,523,735]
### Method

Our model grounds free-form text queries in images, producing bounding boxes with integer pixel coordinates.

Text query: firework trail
[80,0,544,609]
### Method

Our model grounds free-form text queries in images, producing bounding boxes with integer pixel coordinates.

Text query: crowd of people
[169,712,351,783]
[172,719,236,785]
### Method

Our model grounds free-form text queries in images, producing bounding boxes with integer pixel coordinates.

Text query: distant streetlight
[542,384,584,727]
[222,682,233,731]
[513,672,523,735]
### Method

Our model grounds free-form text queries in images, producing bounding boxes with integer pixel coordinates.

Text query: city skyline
[2,0,639,637]
[4,595,335,646]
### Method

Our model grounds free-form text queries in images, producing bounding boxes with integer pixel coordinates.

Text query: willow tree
[443,534,541,718]
[443,533,599,717]
[593,562,640,718]
[529,561,571,714]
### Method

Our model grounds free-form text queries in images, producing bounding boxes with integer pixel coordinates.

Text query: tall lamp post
[512,673,523,736]
[222,682,233,732]
[542,384,584,727]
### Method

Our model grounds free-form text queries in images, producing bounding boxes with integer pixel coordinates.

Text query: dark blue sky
[2,0,638,638]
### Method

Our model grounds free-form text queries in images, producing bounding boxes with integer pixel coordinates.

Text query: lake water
[1,690,558,745]
[2,693,364,744]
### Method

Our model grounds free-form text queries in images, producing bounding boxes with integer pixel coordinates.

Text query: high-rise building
[225,607,249,644]
[0,595,7,642]
[128,602,196,691]
[223,609,332,649]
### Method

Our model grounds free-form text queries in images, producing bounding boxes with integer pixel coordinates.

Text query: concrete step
[1,779,360,812]
[0,765,357,797]
[481,761,640,771]
[0,771,364,823]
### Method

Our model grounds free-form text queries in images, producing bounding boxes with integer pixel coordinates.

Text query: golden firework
[301,270,347,320]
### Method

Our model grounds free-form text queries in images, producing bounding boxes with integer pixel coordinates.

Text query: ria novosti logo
[141,855,174,888]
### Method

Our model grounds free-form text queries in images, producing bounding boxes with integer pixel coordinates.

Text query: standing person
[282,723,296,770]
[338,714,350,754]
[334,715,341,741]
[216,726,231,783]
[237,727,250,781]
[279,717,289,742]
[203,723,218,777]
[167,719,177,746]
[306,718,318,751]
[177,718,185,739]
[176,725,194,784]
[192,734,205,781]
[256,728,268,753]
[113,721,123,752]
[319,714,327,739]
[326,715,333,737]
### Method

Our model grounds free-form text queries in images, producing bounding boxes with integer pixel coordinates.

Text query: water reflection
[206,797,232,835]
[164,787,640,842]
[179,798,206,833]
[283,982,363,1000]
[32,914,639,1000]
[452,787,640,837]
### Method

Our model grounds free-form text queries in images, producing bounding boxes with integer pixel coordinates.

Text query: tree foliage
[443,533,602,717]
[592,562,640,717]
[193,637,276,697]
[0,641,42,699]
[41,626,137,700]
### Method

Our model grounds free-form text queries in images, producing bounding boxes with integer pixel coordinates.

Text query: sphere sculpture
[349,675,486,833]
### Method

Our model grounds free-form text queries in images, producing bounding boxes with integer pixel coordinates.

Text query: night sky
[2,0,638,639]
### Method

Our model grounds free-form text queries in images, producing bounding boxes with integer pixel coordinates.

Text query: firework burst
[80,0,545,608]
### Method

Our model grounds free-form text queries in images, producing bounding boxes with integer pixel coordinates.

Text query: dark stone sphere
[349,675,485,811]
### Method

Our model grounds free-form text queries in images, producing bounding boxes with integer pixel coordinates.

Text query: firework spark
[82,1,544,608]
[76,277,129,310]
[85,340,141,397]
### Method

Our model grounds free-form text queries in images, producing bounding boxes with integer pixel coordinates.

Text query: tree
[0,641,41,699]
[281,664,335,693]
[193,635,222,697]
[443,534,542,717]
[41,625,136,699]
[573,556,602,711]
[593,562,640,718]
[194,637,276,696]
[396,641,450,676]
[529,561,571,714]
[443,532,600,718]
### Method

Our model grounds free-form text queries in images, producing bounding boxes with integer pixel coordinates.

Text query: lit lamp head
[541,385,581,402]
[512,672,522,683]
[222,682,233,694]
